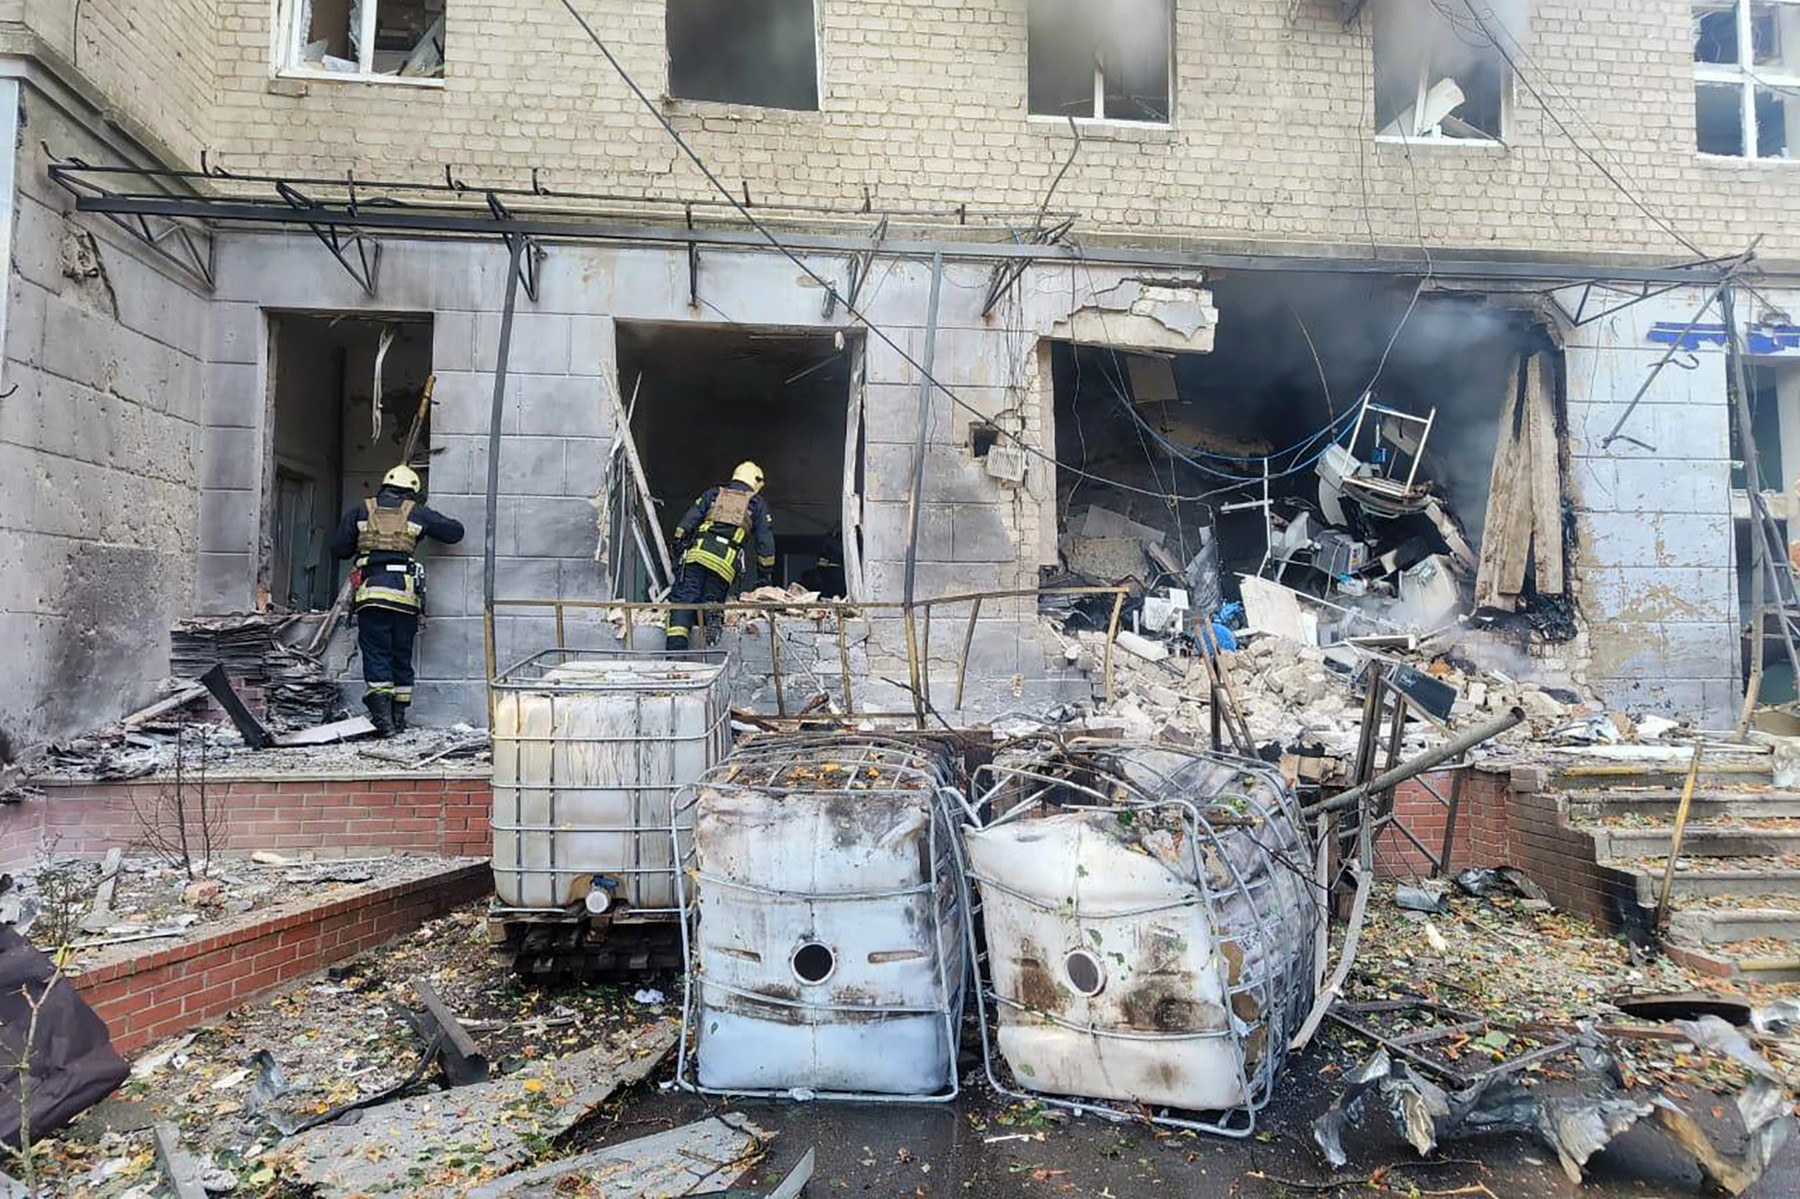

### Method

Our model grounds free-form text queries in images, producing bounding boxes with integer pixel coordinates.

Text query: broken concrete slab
[288,1018,679,1197]
[1062,536,1144,581]
[466,1115,768,1198]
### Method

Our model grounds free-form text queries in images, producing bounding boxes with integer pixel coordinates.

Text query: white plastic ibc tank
[490,652,729,913]
[678,736,967,1099]
[965,745,1316,1126]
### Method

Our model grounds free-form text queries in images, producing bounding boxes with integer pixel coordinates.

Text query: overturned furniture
[963,742,1319,1136]
[489,649,731,979]
[674,734,969,1101]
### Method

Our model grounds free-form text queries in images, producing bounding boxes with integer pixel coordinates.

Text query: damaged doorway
[1050,274,1555,635]
[266,313,434,611]
[614,322,862,600]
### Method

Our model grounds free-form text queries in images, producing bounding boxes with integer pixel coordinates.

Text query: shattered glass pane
[1697,81,1747,154]
[305,0,356,67]
[1693,3,1740,64]
[1755,84,1795,156]
[1751,2,1800,73]
[369,0,446,77]
[1371,0,1508,139]
[666,0,819,111]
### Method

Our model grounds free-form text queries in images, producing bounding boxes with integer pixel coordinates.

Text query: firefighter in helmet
[665,461,776,652]
[331,465,465,736]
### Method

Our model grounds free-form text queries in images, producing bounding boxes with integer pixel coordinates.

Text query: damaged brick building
[1,0,1798,752]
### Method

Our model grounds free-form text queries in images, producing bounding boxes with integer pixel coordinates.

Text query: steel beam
[58,191,1751,286]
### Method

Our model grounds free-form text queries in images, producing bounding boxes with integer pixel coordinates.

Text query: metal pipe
[903,253,944,727]
[904,253,945,609]
[482,234,526,722]
[1302,707,1526,818]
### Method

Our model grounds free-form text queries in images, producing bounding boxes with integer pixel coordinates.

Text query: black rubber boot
[365,693,395,738]
[391,701,409,734]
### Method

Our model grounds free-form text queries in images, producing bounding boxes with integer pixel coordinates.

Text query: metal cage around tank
[488,648,731,929]
[673,733,972,1103]
[962,739,1321,1138]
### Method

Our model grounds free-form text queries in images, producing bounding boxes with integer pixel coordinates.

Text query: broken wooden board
[1474,354,1533,611]
[288,1019,679,1197]
[272,716,377,747]
[1525,352,1565,595]
[120,685,208,729]
[466,1115,769,1198]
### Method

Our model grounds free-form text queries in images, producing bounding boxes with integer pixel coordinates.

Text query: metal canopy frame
[43,158,1762,289]
[48,154,215,290]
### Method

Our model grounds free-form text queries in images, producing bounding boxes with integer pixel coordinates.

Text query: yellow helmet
[732,461,765,493]
[382,465,422,494]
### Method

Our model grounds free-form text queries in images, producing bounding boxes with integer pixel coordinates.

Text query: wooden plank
[1526,352,1566,595]
[271,716,377,747]
[120,684,208,728]
[1474,355,1533,611]
[599,373,673,589]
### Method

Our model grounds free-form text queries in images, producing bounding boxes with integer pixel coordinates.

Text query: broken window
[1694,2,1800,158]
[277,0,446,80]
[1372,0,1510,141]
[666,0,819,111]
[1027,0,1171,123]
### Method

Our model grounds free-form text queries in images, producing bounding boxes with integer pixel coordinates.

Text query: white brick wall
[18,0,216,164]
[27,2,1800,261]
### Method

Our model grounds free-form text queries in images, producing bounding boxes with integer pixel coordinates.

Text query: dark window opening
[970,422,1002,459]
[267,313,434,611]
[615,322,859,600]
[667,0,819,111]
[1698,81,1747,154]
[1028,0,1171,123]
[1373,0,1509,140]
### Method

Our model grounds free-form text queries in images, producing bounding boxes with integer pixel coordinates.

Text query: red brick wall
[0,775,493,869]
[1365,764,1642,935]
[73,862,492,1055]
[1371,767,1515,877]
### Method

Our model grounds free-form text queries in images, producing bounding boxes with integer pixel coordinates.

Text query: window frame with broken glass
[1370,0,1512,143]
[1694,0,1800,161]
[274,0,447,85]
[1025,0,1175,126]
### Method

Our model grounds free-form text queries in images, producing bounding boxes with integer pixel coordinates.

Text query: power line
[551,0,1271,505]
[1444,0,1710,258]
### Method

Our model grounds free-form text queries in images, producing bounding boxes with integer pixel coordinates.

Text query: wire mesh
[962,739,1321,1137]
[673,733,969,1102]
[489,648,730,921]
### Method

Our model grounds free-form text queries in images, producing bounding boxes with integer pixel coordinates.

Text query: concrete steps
[1545,747,1800,981]
[1588,822,1800,860]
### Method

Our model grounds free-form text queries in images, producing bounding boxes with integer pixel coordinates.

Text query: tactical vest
[357,499,419,555]
[682,487,754,583]
[354,500,424,612]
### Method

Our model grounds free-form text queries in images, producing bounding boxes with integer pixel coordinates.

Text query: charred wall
[0,77,211,754]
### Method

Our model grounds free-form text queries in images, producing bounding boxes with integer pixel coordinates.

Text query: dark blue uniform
[332,485,464,729]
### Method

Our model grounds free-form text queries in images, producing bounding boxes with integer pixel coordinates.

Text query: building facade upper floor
[6,0,1799,264]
